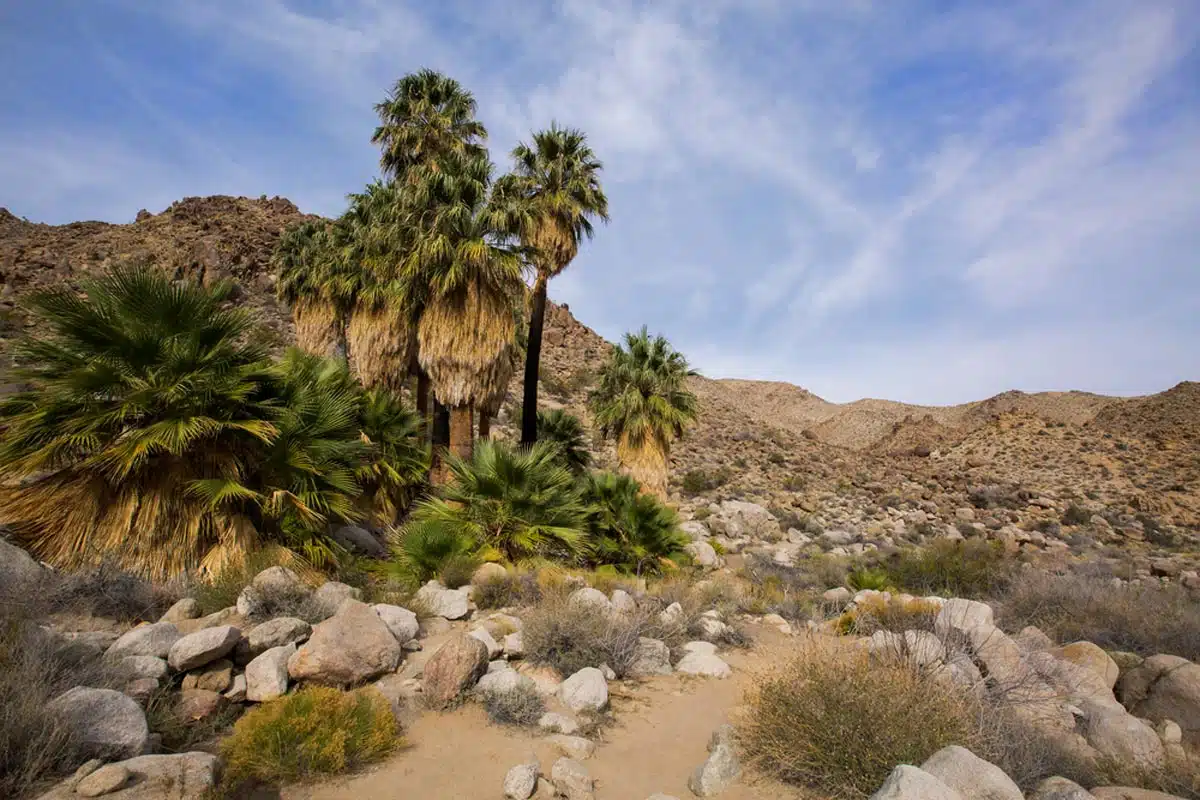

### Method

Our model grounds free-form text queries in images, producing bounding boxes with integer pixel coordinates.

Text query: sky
[2,0,1198,405]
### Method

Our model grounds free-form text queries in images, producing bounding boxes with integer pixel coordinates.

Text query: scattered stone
[548,734,596,761]
[1030,777,1098,799]
[168,625,241,672]
[422,633,489,709]
[611,589,638,614]
[312,581,362,617]
[504,631,525,658]
[504,759,540,800]
[869,765,963,799]
[469,626,503,659]
[539,712,580,735]
[415,580,472,620]
[629,637,673,677]
[373,604,420,644]
[48,687,149,760]
[659,602,685,626]
[224,674,247,702]
[178,688,224,721]
[551,757,595,800]
[159,598,201,623]
[686,540,721,568]
[675,641,732,679]
[106,623,181,661]
[246,616,311,656]
[560,667,609,713]
[181,659,233,693]
[288,599,401,686]
[921,745,1022,800]
[688,724,741,797]
[75,764,130,797]
[247,643,294,702]
[36,752,220,800]
[568,587,612,613]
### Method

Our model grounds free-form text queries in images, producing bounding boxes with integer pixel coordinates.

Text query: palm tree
[581,471,688,575]
[588,327,698,499]
[405,153,526,464]
[273,220,354,359]
[492,124,609,446]
[355,386,429,527]
[393,440,588,569]
[373,69,487,178]
[537,408,592,474]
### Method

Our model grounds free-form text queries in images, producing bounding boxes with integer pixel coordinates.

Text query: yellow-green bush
[219,686,398,786]
[884,539,1013,598]
[835,595,941,636]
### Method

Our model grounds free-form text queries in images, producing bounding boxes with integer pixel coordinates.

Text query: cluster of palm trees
[273,69,611,480]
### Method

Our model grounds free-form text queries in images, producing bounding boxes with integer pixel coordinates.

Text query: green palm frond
[581,471,688,574]
[536,408,592,474]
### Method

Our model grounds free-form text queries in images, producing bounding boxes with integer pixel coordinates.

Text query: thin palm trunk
[478,410,492,440]
[416,369,431,420]
[430,398,451,484]
[335,324,348,362]
[520,272,549,445]
[449,403,474,462]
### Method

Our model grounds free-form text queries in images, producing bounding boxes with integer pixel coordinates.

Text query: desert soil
[283,625,806,800]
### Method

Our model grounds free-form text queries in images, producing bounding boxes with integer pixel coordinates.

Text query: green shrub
[481,682,545,727]
[1061,503,1092,526]
[439,554,482,589]
[885,539,1013,598]
[738,637,980,798]
[219,686,398,787]
[680,467,732,494]
[846,566,893,592]
[581,472,689,575]
[537,409,592,474]
[388,523,477,589]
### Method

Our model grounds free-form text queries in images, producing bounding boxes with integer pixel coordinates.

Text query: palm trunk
[430,398,451,484]
[478,410,492,440]
[450,403,474,462]
[416,370,431,423]
[520,272,549,445]
[334,322,349,363]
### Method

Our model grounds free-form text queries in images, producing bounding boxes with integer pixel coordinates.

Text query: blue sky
[2,0,1198,404]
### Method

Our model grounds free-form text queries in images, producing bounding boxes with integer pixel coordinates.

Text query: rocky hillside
[2,196,1197,572]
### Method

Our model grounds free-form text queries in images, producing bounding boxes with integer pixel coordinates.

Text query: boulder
[247,644,294,702]
[559,667,609,713]
[687,724,741,797]
[1031,777,1097,799]
[422,633,489,709]
[1056,642,1120,689]
[504,631,525,658]
[551,757,595,800]
[1116,654,1200,738]
[628,637,673,677]
[48,687,149,760]
[0,538,44,594]
[236,565,308,617]
[123,678,159,704]
[1091,790,1188,800]
[675,641,732,678]
[504,759,540,800]
[34,752,219,800]
[472,562,509,585]
[686,540,721,568]
[477,669,535,696]
[469,627,503,659]
[312,581,363,617]
[114,656,169,681]
[76,763,131,797]
[659,602,685,627]
[611,589,638,614]
[538,712,581,735]
[168,625,241,672]
[288,599,401,686]
[680,520,709,541]
[373,604,420,644]
[568,587,612,613]
[869,765,963,800]
[935,598,995,644]
[415,580,472,620]
[224,674,247,702]
[159,598,201,623]
[920,745,1022,800]
[246,616,311,656]
[1082,707,1165,770]
[105,623,181,661]
[707,500,781,540]
[1016,626,1056,652]
[823,586,852,606]
[330,524,387,557]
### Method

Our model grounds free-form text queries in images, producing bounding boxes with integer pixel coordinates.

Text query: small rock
[477,669,534,695]
[686,540,721,568]
[504,759,540,800]
[761,613,792,635]
[688,724,741,796]
[159,598,201,623]
[629,637,672,677]
[611,589,638,614]
[560,667,609,713]
[568,587,612,613]
[75,764,130,797]
[115,656,169,681]
[178,688,224,720]
[659,602,685,626]
[469,627,503,659]
[548,734,596,760]
[237,566,308,617]
[123,678,159,703]
[473,562,509,585]
[312,581,362,617]
[504,631,525,658]
[246,617,311,656]
[1031,777,1097,799]
[822,587,852,606]
[105,623,181,661]
[247,644,294,702]
[181,659,233,693]
[415,580,472,620]
[539,712,580,735]
[551,757,595,800]
[168,625,241,672]
[675,641,732,679]
[224,674,247,702]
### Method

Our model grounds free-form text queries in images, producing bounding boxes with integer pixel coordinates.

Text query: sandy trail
[283,625,808,800]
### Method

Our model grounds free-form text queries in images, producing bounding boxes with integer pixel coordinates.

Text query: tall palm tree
[493,124,609,446]
[273,220,354,359]
[373,69,487,178]
[588,327,698,499]
[405,153,526,465]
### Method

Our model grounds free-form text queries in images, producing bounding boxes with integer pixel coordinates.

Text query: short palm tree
[537,408,592,474]
[356,386,429,527]
[493,125,609,446]
[393,440,587,568]
[581,472,688,574]
[588,327,698,499]
[273,220,355,360]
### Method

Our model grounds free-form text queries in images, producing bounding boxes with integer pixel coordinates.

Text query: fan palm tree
[405,152,526,464]
[537,408,592,474]
[493,124,609,445]
[581,471,688,575]
[273,220,355,360]
[356,386,429,527]
[393,440,587,567]
[373,68,487,179]
[588,327,698,499]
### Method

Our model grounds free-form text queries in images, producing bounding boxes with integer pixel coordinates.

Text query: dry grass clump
[481,682,545,727]
[522,591,671,678]
[884,539,1014,598]
[997,568,1200,660]
[835,594,941,636]
[219,686,398,789]
[737,635,980,799]
[44,561,178,622]
[473,570,543,610]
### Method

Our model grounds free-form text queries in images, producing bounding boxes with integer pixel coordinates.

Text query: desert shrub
[884,539,1013,598]
[481,682,545,727]
[846,566,893,592]
[219,686,398,788]
[522,593,663,678]
[581,472,689,575]
[45,561,177,622]
[473,571,542,610]
[1061,503,1092,526]
[692,506,711,521]
[439,554,483,589]
[997,569,1200,660]
[738,636,980,798]
[835,595,940,636]
[680,467,732,494]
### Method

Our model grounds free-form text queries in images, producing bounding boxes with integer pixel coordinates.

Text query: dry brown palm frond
[294,299,341,358]
[617,435,670,500]
[348,305,415,391]
[531,219,579,278]
[418,282,516,407]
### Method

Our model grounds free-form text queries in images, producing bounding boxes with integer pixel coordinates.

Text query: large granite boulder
[287,599,401,686]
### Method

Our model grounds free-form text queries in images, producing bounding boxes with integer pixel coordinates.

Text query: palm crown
[373,69,488,178]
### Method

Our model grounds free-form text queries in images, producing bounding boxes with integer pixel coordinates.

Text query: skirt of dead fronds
[348,306,414,391]
[617,436,670,500]
[0,472,307,582]
[418,283,516,408]
[294,300,341,359]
